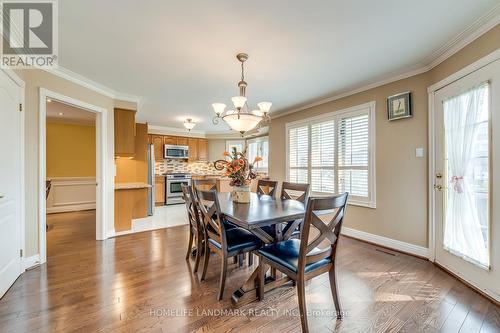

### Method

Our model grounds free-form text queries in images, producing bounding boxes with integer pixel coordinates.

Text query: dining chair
[281,182,310,240]
[197,189,263,300]
[192,178,217,195]
[256,179,278,197]
[181,184,204,273]
[192,178,243,265]
[45,179,52,231]
[256,193,349,333]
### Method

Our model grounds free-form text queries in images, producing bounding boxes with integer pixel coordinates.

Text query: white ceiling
[46,100,96,125]
[58,0,500,131]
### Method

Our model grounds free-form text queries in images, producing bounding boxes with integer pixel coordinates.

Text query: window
[286,102,376,207]
[247,136,269,173]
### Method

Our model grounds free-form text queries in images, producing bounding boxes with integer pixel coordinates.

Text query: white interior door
[0,70,23,298]
[433,59,500,302]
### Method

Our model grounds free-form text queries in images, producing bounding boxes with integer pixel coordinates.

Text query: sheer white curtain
[443,83,489,268]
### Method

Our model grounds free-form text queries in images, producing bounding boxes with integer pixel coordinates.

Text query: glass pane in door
[442,83,489,268]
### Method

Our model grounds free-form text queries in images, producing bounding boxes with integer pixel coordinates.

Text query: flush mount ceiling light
[212,53,271,134]
[183,118,196,131]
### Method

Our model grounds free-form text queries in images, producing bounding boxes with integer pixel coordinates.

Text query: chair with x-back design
[192,179,217,198]
[256,193,349,333]
[197,189,262,300]
[280,182,310,240]
[256,179,278,197]
[181,184,204,273]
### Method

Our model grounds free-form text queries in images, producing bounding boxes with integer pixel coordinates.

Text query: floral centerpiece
[214,147,262,203]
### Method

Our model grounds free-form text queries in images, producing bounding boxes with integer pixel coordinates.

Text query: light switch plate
[416,148,424,158]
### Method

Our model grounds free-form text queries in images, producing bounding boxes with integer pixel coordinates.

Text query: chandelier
[212,53,271,134]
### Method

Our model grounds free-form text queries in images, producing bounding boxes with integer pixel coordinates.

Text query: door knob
[434,184,443,191]
[0,195,4,199]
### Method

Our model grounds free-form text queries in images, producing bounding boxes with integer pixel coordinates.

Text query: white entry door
[0,70,23,298]
[433,58,500,302]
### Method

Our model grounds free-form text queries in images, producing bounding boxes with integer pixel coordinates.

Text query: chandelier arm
[212,116,220,125]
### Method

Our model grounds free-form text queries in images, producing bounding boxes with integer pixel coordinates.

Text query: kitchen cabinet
[164,136,177,146]
[147,134,210,162]
[151,135,164,161]
[197,139,208,161]
[177,137,188,146]
[188,138,198,162]
[115,187,149,232]
[114,108,136,156]
[155,176,165,205]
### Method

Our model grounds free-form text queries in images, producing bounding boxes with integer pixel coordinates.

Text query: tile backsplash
[155,159,223,175]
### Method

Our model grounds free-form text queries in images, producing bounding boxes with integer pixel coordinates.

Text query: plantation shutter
[288,125,309,183]
[338,113,370,199]
[287,103,374,207]
[311,120,335,193]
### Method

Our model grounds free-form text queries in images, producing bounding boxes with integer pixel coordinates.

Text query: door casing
[38,88,109,264]
[427,49,500,303]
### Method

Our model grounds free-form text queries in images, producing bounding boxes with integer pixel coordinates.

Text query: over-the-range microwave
[164,145,189,159]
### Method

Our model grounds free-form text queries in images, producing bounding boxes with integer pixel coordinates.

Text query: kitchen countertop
[115,182,152,190]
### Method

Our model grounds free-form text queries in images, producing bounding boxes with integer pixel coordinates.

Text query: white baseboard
[341,227,429,259]
[22,255,41,271]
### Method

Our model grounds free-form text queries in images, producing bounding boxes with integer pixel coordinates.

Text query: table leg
[231,261,291,305]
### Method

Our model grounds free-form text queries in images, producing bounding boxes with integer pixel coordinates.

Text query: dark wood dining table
[217,192,306,305]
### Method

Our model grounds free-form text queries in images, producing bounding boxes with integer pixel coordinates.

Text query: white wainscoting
[46,177,96,214]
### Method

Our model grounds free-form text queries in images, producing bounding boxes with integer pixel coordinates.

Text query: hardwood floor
[0,210,499,332]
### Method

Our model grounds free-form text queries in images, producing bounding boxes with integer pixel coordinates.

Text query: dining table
[217,192,306,305]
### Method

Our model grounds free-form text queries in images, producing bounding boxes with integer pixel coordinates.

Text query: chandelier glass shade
[212,53,271,134]
[183,118,196,131]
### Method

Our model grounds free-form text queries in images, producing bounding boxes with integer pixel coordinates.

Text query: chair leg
[185,228,193,260]
[329,266,342,319]
[218,255,228,300]
[257,260,265,301]
[194,233,203,273]
[297,278,309,333]
[201,240,210,281]
[248,252,253,266]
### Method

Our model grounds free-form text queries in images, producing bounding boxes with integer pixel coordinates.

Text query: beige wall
[46,122,96,178]
[13,69,116,257]
[269,24,500,248]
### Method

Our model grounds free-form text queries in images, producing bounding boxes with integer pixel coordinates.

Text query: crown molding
[43,66,141,103]
[272,4,500,119]
[148,124,206,137]
[422,3,500,70]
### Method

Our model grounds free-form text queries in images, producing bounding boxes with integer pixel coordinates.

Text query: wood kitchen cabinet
[188,138,198,162]
[164,136,177,146]
[155,176,165,205]
[147,134,210,162]
[114,108,136,156]
[197,139,208,161]
[177,137,188,146]
[151,135,164,161]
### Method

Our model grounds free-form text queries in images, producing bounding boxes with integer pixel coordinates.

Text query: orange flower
[238,159,245,166]
[223,151,230,157]
[254,156,263,163]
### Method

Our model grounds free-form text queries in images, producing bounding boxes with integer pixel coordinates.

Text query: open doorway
[38,89,108,264]
[45,100,97,257]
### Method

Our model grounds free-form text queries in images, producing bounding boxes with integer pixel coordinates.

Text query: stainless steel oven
[166,173,191,204]
[164,145,189,159]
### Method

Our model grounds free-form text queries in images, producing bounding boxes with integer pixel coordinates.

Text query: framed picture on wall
[387,91,412,121]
